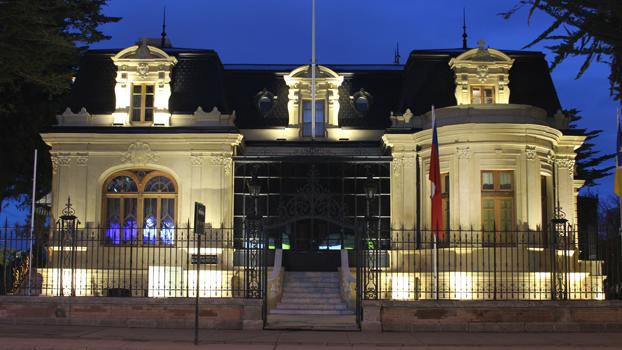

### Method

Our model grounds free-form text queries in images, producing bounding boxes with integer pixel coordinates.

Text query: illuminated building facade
[39,39,604,302]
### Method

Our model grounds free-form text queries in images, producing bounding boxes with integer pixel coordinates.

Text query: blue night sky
[1,0,619,224]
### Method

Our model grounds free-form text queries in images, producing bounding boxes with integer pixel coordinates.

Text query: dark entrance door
[234,161,390,272]
[274,218,353,271]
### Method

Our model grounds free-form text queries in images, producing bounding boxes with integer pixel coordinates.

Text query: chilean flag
[429,106,444,241]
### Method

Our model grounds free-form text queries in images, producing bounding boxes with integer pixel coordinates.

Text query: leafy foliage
[0,0,119,210]
[501,1,622,102]
[565,108,615,187]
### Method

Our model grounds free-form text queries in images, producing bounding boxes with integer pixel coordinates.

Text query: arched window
[103,170,177,245]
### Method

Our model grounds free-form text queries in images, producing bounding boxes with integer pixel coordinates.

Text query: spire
[462,8,468,49]
[394,42,401,64]
[160,6,167,48]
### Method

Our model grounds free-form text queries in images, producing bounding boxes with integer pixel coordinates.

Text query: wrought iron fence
[359,226,622,301]
[0,225,267,298]
[1,223,621,302]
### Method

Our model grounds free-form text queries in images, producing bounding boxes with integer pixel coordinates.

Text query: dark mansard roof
[399,49,562,116]
[64,47,561,130]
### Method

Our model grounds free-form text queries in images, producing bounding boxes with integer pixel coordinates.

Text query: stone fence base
[0,296,263,330]
[362,300,622,332]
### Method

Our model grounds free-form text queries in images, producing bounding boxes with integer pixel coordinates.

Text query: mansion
[38,39,603,307]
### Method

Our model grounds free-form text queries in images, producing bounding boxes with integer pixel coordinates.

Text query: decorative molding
[137,62,149,77]
[402,156,417,167]
[389,108,413,128]
[456,146,472,160]
[525,145,537,161]
[50,153,72,174]
[448,43,515,105]
[292,147,336,156]
[204,153,233,175]
[192,106,236,126]
[121,142,159,164]
[74,153,89,167]
[546,152,556,165]
[391,157,403,177]
[56,107,91,126]
[190,153,203,166]
[557,157,576,177]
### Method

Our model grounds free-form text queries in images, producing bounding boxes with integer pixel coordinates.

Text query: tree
[501,1,622,102]
[566,108,616,187]
[0,0,119,213]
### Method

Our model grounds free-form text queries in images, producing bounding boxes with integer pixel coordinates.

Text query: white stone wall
[43,133,242,229]
[384,119,584,231]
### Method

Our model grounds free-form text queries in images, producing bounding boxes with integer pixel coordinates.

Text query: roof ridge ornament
[478,39,486,50]
[136,38,152,59]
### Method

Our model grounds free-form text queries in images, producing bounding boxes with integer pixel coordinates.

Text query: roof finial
[462,8,468,49]
[478,39,486,50]
[160,6,167,48]
[394,42,401,64]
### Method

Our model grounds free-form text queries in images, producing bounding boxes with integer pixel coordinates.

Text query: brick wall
[363,300,622,332]
[0,296,262,330]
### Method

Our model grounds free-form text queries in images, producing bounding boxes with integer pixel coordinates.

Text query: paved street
[0,324,621,349]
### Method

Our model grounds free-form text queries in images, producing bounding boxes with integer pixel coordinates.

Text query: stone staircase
[270,271,353,315]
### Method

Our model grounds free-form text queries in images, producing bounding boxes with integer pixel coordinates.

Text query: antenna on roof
[160,6,167,48]
[394,42,401,64]
[462,8,468,49]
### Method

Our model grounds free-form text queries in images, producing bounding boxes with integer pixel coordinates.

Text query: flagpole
[431,105,439,300]
[433,233,438,300]
[311,0,316,140]
[618,108,621,237]
[28,149,37,296]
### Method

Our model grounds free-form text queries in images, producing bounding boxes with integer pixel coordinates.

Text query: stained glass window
[103,171,176,245]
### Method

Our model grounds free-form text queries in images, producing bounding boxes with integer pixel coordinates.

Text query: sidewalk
[0,324,621,349]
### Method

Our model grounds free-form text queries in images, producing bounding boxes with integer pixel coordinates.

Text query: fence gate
[240,215,268,326]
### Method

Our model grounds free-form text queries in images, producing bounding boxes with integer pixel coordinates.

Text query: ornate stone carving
[391,157,403,177]
[456,146,472,159]
[121,142,158,164]
[557,157,576,177]
[205,153,233,175]
[50,153,71,174]
[525,145,537,161]
[192,106,236,126]
[546,152,556,165]
[56,107,91,126]
[190,153,203,166]
[390,108,413,128]
[476,64,489,83]
[137,63,149,77]
[75,153,89,166]
[292,147,336,156]
[402,156,416,167]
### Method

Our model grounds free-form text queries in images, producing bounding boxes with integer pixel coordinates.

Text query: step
[280,297,344,304]
[286,272,339,276]
[269,309,354,315]
[284,287,340,293]
[283,282,340,288]
[281,293,342,300]
[276,303,348,311]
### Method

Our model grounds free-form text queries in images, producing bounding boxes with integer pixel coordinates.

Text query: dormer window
[111,40,177,126]
[449,41,514,106]
[131,84,155,122]
[471,86,495,105]
[351,88,372,115]
[284,65,344,137]
[255,89,276,116]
